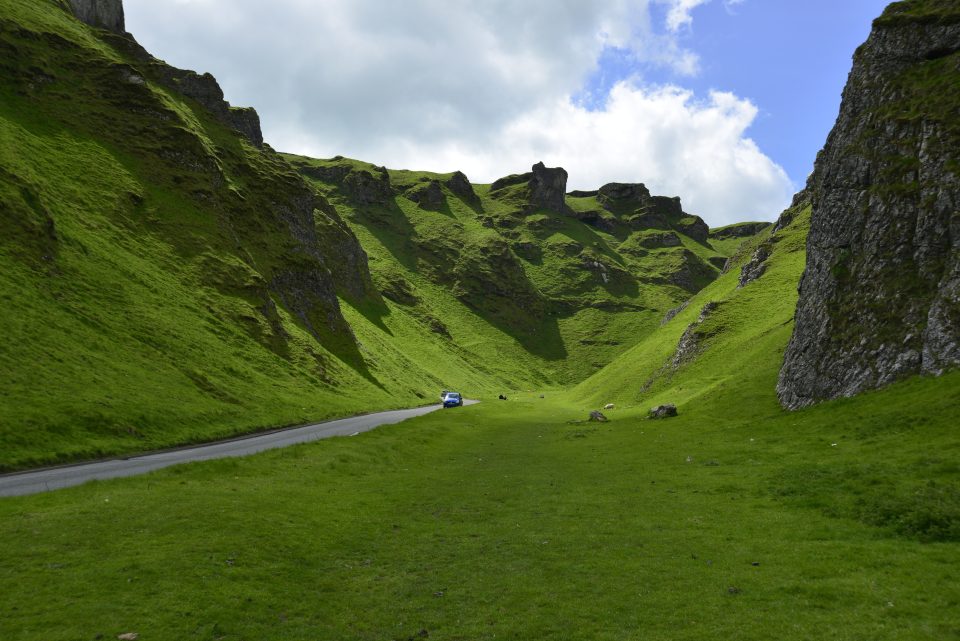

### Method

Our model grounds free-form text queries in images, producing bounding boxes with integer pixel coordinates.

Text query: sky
[124,0,890,227]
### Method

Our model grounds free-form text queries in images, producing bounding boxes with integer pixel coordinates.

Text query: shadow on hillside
[343,297,393,335]
[353,200,420,272]
[461,297,568,362]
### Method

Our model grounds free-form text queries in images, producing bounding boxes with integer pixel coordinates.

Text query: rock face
[777,3,960,409]
[529,162,568,212]
[597,182,651,207]
[710,222,772,240]
[404,180,444,210]
[599,183,709,242]
[672,302,719,368]
[738,245,771,288]
[67,0,124,33]
[100,26,265,147]
[301,164,395,206]
[150,67,264,147]
[445,171,478,203]
[490,162,570,213]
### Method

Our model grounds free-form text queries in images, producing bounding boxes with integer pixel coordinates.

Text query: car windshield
[446,393,460,399]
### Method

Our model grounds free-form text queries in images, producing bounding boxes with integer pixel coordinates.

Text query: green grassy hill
[0,0,761,469]
[572,199,808,414]
[288,154,738,385]
[0,0,517,469]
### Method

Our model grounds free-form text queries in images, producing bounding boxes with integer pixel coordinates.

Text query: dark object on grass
[727,586,741,595]
[498,394,508,400]
[649,404,678,419]
[588,410,608,422]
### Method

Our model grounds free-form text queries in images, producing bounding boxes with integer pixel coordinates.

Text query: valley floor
[1,374,958,641]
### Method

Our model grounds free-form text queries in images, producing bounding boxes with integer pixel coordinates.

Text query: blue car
[442,392,463,408]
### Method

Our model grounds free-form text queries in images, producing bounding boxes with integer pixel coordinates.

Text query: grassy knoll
[1,374,958,640]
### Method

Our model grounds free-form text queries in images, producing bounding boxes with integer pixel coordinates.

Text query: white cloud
[659,0,711,32]
[353,83,792,226]
[124,0,790,226]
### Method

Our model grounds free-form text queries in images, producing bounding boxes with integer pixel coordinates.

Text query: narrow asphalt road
[0,400,478,497]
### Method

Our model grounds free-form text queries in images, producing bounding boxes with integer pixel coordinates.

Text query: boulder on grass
[649,404,678,419]
[588,410,609,422]
[604,403,615,410]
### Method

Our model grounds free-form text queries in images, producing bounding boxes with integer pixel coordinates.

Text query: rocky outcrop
[528,162,568,212]
[571,209,616,233]
[149,67,263,147]
[710,222,772,240]
[101,29,265,148]
[295,162,396,208]
[778,3,960,409]
[673,214,710,244]
[599,185,709,242]
[738,245,771,288]
[667,250,718,293]
[490,162,570,214]
[598,182,651,208]
[661,301,689,325]
[67,0,124,33]
[445,171,478,203]
[404,180,444,210]
[640,231,682,249]
[672,302,719,367]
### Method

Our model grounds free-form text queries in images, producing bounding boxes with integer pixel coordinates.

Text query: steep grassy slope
[0,1,769,469]
[289,154,742,384]
[0,0,508,469]
[573,199,808,414]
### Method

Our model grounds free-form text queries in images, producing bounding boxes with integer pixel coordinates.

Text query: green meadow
[2,373,958,640]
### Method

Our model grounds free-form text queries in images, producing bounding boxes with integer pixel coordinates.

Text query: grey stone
[529,162,569,212]
[671,302,719,368]
[661,301,689,325]
[738,245,772,288]
[778,8,960,409]
[404,180,444,210]
[68,0,124,33]
[649,404,678,419]
[112,35,265,148]
[709,222,771,240]
[490,162,570,214]
[445,171,478,203]
[342,167,394,205]
[639,231,682,249]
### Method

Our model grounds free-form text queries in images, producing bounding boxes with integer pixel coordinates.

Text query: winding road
[0,400,478,497]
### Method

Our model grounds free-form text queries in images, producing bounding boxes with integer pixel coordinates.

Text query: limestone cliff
[778,1,960,409]
[65,0,263,147]
[490,162,571,214]
[67,0,124,34]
